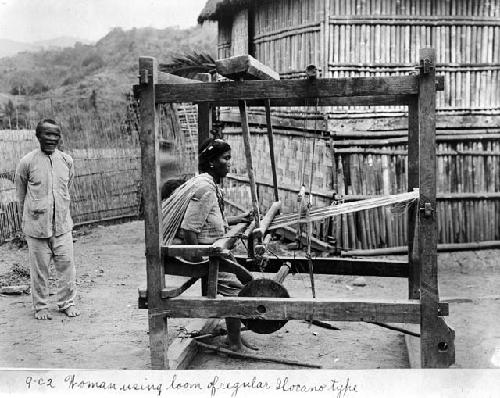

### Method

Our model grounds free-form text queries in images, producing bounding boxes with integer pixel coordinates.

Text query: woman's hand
[227,211,254,225]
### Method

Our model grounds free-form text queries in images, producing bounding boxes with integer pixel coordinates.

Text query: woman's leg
[225,317,258,351]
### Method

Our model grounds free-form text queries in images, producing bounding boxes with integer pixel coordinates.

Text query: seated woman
[162,137,257,352]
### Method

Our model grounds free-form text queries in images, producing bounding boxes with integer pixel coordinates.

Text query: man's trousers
[25,232,76,312]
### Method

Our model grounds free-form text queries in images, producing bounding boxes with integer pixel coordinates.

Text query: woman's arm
[226,211,252,225]
[182,229,204,262]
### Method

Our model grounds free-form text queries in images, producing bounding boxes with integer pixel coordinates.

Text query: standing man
[15,119,80,320]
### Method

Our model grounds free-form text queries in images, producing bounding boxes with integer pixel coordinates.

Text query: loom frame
[136,48,455,369]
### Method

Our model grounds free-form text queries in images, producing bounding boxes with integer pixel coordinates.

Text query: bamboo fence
[0,100,199,243]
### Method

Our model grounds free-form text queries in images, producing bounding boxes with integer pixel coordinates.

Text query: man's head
[36,119,61,155]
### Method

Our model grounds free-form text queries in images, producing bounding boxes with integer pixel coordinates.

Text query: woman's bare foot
[60,305,80,317]
[34,309,52,320]
[224,317,258,351]
[223,336,259,352]
[241,336,259,351]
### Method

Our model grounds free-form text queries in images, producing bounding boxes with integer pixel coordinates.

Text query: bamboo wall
[231,9,249,55]
[221,114,500,250]
[218,19,233,58]
[253,0,323,77]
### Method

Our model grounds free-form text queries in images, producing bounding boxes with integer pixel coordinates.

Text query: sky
[0,0,208,43]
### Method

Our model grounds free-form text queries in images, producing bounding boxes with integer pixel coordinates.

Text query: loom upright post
[197,74,212,296]
[407,97,420,300]
[138,56,168,369]
[417,48,455,368]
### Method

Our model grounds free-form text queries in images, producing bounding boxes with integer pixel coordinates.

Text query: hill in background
[0,37,92,59]
[0,23,217,127]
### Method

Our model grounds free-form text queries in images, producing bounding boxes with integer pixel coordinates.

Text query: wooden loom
[135,48,455,369]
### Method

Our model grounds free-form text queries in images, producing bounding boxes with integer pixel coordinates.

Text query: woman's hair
[198,138,231,173]
[160,177,187,201]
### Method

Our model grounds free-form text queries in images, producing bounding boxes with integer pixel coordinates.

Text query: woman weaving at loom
[161,137,258,352]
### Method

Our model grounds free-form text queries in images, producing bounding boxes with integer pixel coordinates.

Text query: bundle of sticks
[268,190,419,231]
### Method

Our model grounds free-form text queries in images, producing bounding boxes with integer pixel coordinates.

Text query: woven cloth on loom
[268,189,420,231]
[161,173,216,245]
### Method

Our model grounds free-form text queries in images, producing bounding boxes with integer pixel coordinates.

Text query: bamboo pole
[264,99,279,201]
[195,341,321,368]
[239,100,261,228]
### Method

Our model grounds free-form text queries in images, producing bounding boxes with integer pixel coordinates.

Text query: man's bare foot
[60,305,80,317]
[34,309,52,320]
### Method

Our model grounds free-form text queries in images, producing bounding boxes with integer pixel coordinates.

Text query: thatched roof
[198,0,254,23]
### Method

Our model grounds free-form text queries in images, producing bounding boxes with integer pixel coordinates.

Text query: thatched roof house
[199,0,500,115]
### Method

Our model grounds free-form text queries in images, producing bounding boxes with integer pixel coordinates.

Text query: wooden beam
[215,54,280,80]
[275,226,334,252]
[192,94,416,107]
[167,319,219,370]
[138,276,200,303]
[328,15,500,26]
[342,240,500,255]
[239,100,261,227]
[252,201,281,240]
[408,97,420,300]
[159,297,430,324]
[273,263,291,284]
[138,56,168,369]
[164,256,209,278]
[239,255,410,278]
[161,277,199,298]
[207,256,219,298]
[418,48,455,368]
[245,220,257,258]
[213,222,248,251]
[162,245,221,257]
[254,233,272,257]
[155,76,419,103]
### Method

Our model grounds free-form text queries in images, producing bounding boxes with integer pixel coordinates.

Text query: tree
[9,85,27,95]
[29,79,50,95]
[89,90,97,111]
[3,100,15,121]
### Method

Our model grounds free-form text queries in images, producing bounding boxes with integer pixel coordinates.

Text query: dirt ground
[1,220,499,370]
